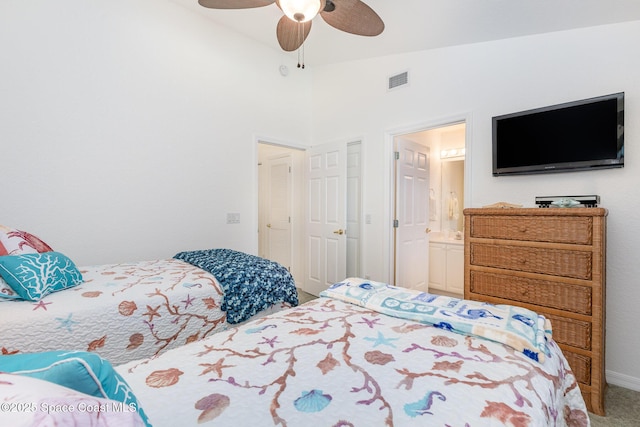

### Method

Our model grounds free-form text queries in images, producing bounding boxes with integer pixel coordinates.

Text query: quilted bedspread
[116,296,589,427]
[0,259,291,365]
[322,278,552,363]
[174,249,299,324]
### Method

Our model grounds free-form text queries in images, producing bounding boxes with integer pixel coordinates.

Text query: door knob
[333,229,345,235]
[266,224,271,228]
[425,228,431,233]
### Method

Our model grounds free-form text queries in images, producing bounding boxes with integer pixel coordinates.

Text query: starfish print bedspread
[0,259,291,365]
[116,297,589,427]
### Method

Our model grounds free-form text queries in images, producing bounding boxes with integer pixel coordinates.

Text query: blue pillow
[0,252,83,301]
[0,350,151,427]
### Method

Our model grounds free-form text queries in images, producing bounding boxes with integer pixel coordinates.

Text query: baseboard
[607,370,640,392]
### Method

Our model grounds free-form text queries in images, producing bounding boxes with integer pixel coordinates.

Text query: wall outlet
[226,213,240,224]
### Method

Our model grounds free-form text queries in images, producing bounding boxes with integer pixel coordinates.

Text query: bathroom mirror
[441,159,464,235]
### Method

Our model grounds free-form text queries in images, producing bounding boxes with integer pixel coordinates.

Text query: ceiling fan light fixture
[278,0,324,23]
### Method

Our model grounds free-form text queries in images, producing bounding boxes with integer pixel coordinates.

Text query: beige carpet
[589,384,640,426]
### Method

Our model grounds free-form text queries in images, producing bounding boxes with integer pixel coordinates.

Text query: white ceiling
[171,0,640,67]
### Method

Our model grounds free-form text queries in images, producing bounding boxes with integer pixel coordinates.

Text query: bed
[104,278,589,426]
[0,278,589,426]
[0,235,298,365]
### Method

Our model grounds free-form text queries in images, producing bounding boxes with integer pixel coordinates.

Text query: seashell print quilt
[116,296,589,427]
[0,258,294,365]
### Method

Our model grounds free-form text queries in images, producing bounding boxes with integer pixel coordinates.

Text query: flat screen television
[492,92,624,176]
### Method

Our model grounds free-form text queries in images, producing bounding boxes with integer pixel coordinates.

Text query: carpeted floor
[589,384,640,426]
[296,288,318,304]
[295,289,640,426]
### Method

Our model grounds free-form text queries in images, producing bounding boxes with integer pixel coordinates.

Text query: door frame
[255,135,307,286]
[383,113,473,285]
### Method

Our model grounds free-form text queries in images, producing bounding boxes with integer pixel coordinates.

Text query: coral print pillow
[0,252,83,301]
[0,224,53,256]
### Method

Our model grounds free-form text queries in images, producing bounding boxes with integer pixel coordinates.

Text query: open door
[305,142,347,296]
[394,139,430,291]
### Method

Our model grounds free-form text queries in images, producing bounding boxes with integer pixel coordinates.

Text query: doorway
[390,120,467,290]
[257,142,305,285]
[257,139,362,296]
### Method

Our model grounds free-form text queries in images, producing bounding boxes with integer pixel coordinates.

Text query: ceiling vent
[388,71,409,91]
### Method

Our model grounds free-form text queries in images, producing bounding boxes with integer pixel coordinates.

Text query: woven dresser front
[464,207,607,416]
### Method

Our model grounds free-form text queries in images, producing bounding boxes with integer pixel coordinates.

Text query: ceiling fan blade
[276,16,312,51]
[198,0,275,9]
[320,0,384,36]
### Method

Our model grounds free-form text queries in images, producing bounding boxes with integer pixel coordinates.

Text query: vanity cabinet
[463,207,607,415]
[429,241,464,296]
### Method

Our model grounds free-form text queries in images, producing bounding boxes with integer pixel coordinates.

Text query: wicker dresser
[463,207,607,415]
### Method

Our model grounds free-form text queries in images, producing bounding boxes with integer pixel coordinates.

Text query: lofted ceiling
[170,0,640,67]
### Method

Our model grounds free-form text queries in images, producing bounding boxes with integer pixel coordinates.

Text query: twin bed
[114,279,589,426]
[0,226,590,426]
[1,279,589,426]
[0,248,298,365]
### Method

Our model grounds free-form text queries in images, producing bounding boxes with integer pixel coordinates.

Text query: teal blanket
[320,278,552,362]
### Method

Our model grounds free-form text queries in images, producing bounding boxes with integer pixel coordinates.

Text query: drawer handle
[518,226,528,233]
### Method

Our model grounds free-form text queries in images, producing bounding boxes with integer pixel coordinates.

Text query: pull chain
[297,22,305,69]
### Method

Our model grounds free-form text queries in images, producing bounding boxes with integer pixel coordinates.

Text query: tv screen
[492,92,624,176]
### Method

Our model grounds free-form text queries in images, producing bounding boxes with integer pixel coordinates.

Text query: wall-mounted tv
[492,92,624,176]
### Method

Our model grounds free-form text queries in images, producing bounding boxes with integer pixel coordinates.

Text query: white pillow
[0,276,20,300]
[0,372,145,427]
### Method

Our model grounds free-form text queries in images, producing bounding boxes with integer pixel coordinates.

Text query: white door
[266,155,292,270]
[306,142,347,296]
[395,140,430,291]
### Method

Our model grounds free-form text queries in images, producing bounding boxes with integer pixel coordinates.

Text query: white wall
[311,22,640,388]
[0,0,312,265]
[3,0,639,391]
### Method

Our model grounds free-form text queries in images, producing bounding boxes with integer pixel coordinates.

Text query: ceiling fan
[198,0,385,67]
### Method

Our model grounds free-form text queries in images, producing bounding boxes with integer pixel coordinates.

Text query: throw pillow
[0,350,151,427]
[0,252,83,301]
[0,276,20,300]
[0,224,53,256]
[0,372,146,427]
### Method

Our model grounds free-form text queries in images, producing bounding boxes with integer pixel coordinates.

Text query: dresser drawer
[469,215,593,245]
[469,243,592,280]
[468,271,592,315]
[564,351,592,385]
[547,313,592,350]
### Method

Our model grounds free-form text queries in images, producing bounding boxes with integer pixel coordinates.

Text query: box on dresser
[463,207,606,415]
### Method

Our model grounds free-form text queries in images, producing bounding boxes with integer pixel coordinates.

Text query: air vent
[388,71,409,90]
